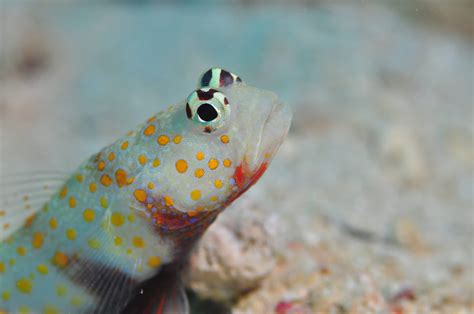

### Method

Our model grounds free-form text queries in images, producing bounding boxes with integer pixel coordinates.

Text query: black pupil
[197,103,218,122]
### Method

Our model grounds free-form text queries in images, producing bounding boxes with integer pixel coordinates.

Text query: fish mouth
[247,100,292,172]
[227,100,291,203]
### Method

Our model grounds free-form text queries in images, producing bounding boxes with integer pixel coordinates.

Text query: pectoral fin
[123,266,189,314]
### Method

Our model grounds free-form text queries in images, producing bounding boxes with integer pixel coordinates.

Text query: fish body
[0,68,291,313]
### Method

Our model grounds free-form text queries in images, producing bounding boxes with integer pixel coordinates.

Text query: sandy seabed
[1,2,472,313]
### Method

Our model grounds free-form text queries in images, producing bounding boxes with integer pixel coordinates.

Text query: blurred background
[0,1,473,313]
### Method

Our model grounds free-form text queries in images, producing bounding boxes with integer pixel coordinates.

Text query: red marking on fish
[233,163,246,188]
[228,162,268,205]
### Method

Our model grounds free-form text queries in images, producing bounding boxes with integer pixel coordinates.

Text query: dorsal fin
[0,172,67,240]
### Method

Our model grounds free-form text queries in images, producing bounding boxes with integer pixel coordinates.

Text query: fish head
[138,68,291,217]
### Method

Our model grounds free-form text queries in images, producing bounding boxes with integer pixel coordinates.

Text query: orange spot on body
[53,252,68,268]
[100,197,108,208]
[17,246,26,256]
[100,174,113,186]
[121,141,129,150]
[157,135,169,145]
[16,278,32,294]
[115,169,128,187]
[164,196,174,206]
[69,197,77,208]
[132,237,145,248]
[114,237,122,246]
[111,212,125,226]
[56,285,67,297]
[1,291,9,301]
[83,208,95,222]
[24,214,36,227]
[59,186,68,199]
[220,135,230,144]
[196,151,204,160]
[43,305,59,314]
[88,239,100,249]
[152,158,161,167]
[49,217,57,229]
[214,179,223,189]
[89,183,97,193]
[66,228,77,240]
[223,159,232,167]
[173,135,182,144]
[32,232,44,249]
[147,256,161,268]
[208,158,219,170]
[194,168,205,178]
[37,264,48,274]
[108,152,115,161]
[143,125,156,136]
[134,189,147,203]
[97,161,106,171]
[138,154,147,166]
[175,159,188,173]
[190,190,201,201]
[76,174,83,183]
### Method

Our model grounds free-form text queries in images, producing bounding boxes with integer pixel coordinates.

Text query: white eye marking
[186,88,229,133]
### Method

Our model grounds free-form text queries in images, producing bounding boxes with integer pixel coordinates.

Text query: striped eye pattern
[186,88,229,133]
[198,67,243,88]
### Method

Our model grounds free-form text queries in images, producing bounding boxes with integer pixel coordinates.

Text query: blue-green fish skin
[0,68,291,313]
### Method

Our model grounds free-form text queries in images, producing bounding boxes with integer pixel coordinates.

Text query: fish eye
[186,88,230,133]
[197,103,218,122]
[198,67,244,88]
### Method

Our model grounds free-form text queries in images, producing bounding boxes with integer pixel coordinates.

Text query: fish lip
[229,100,291,199]
[246,100,292,172]
[248,102,275,167]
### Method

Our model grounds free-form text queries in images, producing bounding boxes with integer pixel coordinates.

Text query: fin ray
[122,267,189,314]
[0,174,64,240]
